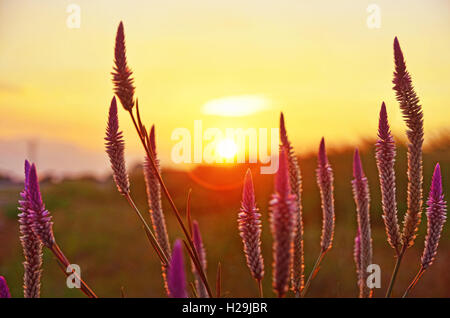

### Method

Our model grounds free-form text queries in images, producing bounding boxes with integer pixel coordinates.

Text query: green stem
[127,110,213,298]
[125,193,169,266]
[385,247,405,298]
[301,251,325,297]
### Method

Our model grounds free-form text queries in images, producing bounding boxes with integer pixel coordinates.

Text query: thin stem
[216,262,222,298]
[190,282,199,298]
[50,243,98,298]
[127,109,213,297]
[182,240,213,298]
[124,193,169,266]
[257,279,263,298]
[301,251,325,297]
[402,267,426,298]
[385,246,406,298]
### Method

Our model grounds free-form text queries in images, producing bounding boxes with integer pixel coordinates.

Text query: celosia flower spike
[393,37,424,249]
[270,147,297,297]
[168,239,188,298]
[143,125,171,294]
[238,169,264,283]
[112,21,135,111]
[375,102,401,254]
[27,164,55,248]
[105,96,130,195]
[279,113,304,294]
[18,160,43,298]
[0,276,11,298]
[317,137,335,252]
[421,163,447,269]
[352,149,373,298]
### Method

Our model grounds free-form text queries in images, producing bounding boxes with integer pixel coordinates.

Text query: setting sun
[216,138,238,160]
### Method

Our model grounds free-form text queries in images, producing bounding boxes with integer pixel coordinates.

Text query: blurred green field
[0,139,449,298]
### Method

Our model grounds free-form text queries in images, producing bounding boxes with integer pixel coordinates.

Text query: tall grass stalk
[386,36,425,297]
[112,21,213,297]
[280,113,304,297]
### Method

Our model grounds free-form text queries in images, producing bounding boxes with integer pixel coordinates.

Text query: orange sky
[0,0,449,176]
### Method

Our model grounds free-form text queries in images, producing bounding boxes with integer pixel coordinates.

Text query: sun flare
[216,138,238,160]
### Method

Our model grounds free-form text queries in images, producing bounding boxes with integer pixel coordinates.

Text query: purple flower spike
[27,164,55,248]
[0,276,11,298]
[393,37,424,249]
[351,149,372,298]
[316,137,335,253]
[270,147,297,297]
[421,163,447,269]
[353,149,364,180]
[112,21,135,111]
[18,160,43,298]
[279,113,304,294]
[168,239,188,298]
[238,169,264,283]
[105,96,130,195]
[376,102,401,254]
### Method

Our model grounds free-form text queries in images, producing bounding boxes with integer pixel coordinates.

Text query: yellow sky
[0,0,449,173]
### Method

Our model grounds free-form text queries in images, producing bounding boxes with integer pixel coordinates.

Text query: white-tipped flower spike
[238,169,264,283]
[317,137,335,253]
[352,149,373,298]
[270,147,297,298]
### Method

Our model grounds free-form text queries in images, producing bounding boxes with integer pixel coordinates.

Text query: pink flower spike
[18,160,43,298]
[105,96,130,195]
[353,149,364,180]
[168,239,188,298]
[351,149,372,298]
[27,164,55,248]
[0,276,11,298]
[270,147,297,297]
[375,102,401,254]
[238,169,264,282]
[316,137,335,252]
[421,163,447,269]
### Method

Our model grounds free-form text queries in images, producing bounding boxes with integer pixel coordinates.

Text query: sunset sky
[0,0,449,177]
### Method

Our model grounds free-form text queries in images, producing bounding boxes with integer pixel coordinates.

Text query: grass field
[0,139,449,297]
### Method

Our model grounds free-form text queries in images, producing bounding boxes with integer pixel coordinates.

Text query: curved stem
[385,247,406,298]
[301,251,325,297]
[124,193,169,266]
[127,110,213,297]
[50,243,98,298]
[402,267,426,298]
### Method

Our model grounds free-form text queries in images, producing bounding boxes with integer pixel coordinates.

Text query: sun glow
[216,138,238,160]
[202,95,270,117]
